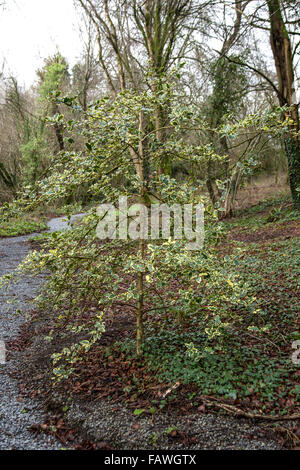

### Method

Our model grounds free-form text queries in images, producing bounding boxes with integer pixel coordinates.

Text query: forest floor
[0,194,299,450]
[0,215,48,238]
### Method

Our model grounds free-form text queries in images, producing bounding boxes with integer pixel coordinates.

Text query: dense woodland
[0,0,300,451]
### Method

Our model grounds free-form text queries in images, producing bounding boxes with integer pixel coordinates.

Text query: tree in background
[203,0,250,212]
[21,54,71,187]
[266,0,300,208]
[0,1,299,212]
[0,77,34,195]
[3,73,259,371]
[76,0,198,176]
[72,18,103,110]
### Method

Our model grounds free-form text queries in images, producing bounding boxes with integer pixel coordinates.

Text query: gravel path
[0,215,80,450]
[63,399,281,450]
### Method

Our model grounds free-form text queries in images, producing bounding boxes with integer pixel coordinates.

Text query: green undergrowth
[223,195,299,232]
[0,215,48,238]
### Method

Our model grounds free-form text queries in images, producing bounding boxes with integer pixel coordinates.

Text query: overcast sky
[0,0,82,87]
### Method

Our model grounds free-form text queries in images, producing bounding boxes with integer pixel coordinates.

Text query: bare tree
[76,0,196,175]
[72,18,103,110]
[204,1,251,209]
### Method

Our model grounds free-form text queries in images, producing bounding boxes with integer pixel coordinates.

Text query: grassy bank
[0,215,48,238]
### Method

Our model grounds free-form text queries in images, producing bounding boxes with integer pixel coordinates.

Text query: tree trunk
[136,112,147,356]
[0,161,17,194]
[267,0,300,209]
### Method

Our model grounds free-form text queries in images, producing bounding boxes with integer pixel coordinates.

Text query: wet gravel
[0,216,282,450]
[0,215,81,450]
[46,213,86,233]
[0,232,62,450]
[58,397,280,450]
